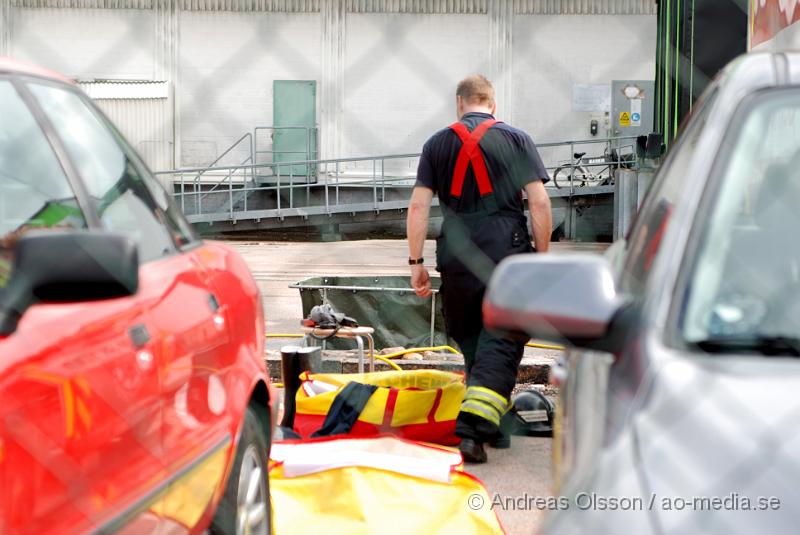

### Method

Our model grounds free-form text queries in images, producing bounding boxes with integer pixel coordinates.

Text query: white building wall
[1,0,11,56]
[10,7,155,79]
[78,82,173,176]
[178,11,321,167]
[344,13,490,158]
[513,14,656,163]
[95,98,174,174]
[5,0,658,172]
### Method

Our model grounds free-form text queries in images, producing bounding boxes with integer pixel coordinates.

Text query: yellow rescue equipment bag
[269,436,505,535]
[294,369,466,445]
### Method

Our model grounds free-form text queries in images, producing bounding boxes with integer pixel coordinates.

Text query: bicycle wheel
[553,166,589,189]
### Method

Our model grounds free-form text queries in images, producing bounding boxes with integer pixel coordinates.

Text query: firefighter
[406,74,552,463]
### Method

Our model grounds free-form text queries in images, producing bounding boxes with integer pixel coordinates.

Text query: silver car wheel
[236,445,268,535]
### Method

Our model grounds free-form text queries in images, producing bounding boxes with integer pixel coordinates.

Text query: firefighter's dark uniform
[415,112,548,442]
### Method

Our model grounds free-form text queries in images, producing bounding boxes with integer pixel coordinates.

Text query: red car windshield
[0,80,86,288]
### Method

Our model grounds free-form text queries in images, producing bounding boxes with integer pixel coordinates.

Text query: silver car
[484,51,800,534]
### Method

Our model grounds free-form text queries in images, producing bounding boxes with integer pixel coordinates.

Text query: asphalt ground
[230,239,604,534]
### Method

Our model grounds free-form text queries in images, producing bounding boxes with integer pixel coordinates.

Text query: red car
[0,58,274,535]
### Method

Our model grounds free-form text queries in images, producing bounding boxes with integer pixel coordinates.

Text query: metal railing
[157,153,420,222]
[182,133,256,216]
[193,132,253,184]
[156,135,640,225]
[254,126,318,177]
[538,135,639,239]
[538,135,639,193]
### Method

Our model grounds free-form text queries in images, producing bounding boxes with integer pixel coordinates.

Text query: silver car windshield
[682,90,800,347]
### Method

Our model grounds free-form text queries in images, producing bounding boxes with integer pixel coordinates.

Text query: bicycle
[552,148,634,189]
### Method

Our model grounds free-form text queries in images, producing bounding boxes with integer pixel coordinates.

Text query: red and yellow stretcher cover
[269,436,505,535]
[293,369,466,446]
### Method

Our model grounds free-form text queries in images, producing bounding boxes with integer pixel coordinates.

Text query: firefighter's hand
[411,265,432,298]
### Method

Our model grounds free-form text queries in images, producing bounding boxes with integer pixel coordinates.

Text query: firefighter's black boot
[488,432,511,449]
[489,412,514,448]
[459,438,487,463]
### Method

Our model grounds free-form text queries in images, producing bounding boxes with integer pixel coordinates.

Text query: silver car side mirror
[483,254,626,347]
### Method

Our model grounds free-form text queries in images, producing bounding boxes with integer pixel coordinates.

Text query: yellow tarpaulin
[269,436,505,535]
[294,370,466,445]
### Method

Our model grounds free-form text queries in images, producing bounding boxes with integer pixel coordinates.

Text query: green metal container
[291,276,453,350]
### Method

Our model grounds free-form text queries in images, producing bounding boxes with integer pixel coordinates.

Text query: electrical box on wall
[611,80,655,139]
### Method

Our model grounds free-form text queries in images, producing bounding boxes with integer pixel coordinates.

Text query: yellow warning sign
[619,112,631,127]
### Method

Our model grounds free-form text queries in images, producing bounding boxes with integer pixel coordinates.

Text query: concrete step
[266,350,553,385]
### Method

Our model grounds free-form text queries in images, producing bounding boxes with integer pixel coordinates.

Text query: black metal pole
[280,345,321,429]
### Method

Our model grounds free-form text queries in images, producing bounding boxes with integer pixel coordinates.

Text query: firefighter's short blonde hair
[456,74,495,106]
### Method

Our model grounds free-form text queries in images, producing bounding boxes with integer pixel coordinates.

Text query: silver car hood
[546,355,800,535]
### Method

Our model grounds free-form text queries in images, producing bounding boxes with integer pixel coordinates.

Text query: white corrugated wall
[179,0,319,11]
[514,13,656,158]
[347,0,487,13]
[93,97,174,175]
[514,0,655,14]
[344,12,491,157]
[10,0,655,14]
[10,7,155,79]
[178,10,322,167]
[10,0,153,8]
[1,0,11,56]
[7,0,658,171]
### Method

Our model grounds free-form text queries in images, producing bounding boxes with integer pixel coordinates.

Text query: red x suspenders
[448,119,499,198]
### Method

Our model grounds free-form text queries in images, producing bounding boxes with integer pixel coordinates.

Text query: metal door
[273,80,317,178]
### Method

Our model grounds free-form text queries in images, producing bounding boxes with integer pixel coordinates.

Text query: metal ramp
[155,136,636,238]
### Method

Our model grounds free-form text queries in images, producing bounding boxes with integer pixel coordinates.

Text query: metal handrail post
[308,161,313,207]
[306,127,311,164]
[244,165,249,213]
[290,167,294,209]
[277,166,282,217]
[430,292,436,346]
[180,173,185,213]
[248,135,256,213]
[372,158,378,210]
[244,177,249,213]
[381,159,386,202]
[228,172,233,219]
[251,131,256,173]
[335,160,340,206]
[568,142,575,240]
[324,162,330,214]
